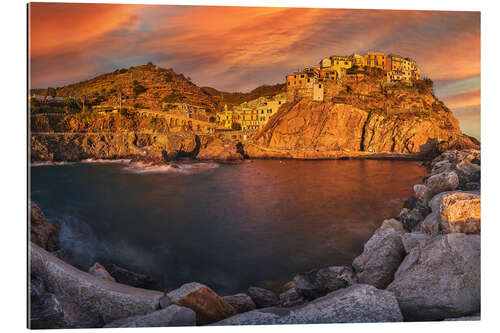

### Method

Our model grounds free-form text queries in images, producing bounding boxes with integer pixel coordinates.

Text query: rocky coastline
[29,148,480,328]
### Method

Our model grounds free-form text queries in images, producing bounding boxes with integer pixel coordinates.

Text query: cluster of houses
[216,93,287,131]
[30,94,65,103]
[286,52,421,101]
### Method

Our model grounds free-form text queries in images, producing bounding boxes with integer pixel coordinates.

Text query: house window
[287,82,290,85]
[300,74,305,78]
[319,84,322,88]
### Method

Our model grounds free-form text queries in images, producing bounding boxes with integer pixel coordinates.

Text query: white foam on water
[122,161,219,174]
[80,158,132,164]
[31,161,77,167]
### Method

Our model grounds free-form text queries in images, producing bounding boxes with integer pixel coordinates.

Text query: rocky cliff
[30,112,209,162]
[246,97,478,159]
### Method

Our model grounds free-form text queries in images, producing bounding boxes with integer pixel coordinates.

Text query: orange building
[364,52,386,69]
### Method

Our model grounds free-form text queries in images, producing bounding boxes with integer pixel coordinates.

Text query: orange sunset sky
[28,2,481,139]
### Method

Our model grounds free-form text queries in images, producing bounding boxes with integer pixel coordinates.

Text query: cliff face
[247,89,478,159]
[30,112,208,162]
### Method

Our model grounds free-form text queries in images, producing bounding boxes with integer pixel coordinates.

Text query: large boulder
[387,233,480,320]
[222,293,256,314]
[30,292,68,329]
[419,191,481,236]
[216,285,404,325]
[279,284,403,324]
[292,266,354,301]
[30,243,164,323]
[414,170,459,204]
[30,275,101,329]
[105,263,157,290]
[429,191,480,234]
[30,201,60,251]
[247,287,279,308]
[352,219,405,289]
[104,305,196,328]
[167,282,236,325]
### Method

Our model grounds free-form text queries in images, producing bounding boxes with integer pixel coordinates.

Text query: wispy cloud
[28,3,480,138]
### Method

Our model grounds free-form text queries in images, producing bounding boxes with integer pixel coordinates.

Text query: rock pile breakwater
[29,149,480,328]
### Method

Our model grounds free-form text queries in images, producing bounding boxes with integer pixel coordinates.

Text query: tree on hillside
[133,84,147,95]
[45,87,57,97]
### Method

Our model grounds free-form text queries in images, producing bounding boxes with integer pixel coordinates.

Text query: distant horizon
[28,3,480,139]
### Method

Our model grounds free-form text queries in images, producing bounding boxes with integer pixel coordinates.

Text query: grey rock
[30,274,46,297]
[212,307,290,326]
[105,304,196,327]
[105,263,157,290]
[401,232,431,254]
[387,233,480,321]
[414,170,459,204]
[293,266,354,301]
[455,160,481,185]
[30,293,66,329]
[222,293,256,314]
[30,290,102,329]
[444,314,480,321]
[51,249,69,262]
[431,160,452,175]
[352,219,405,289]
[418,212,441,236]
[279,284,403,324]
[399,203,430,231]
[216,285,403,325]
[278,285,305,308]
[30,242,164,323]
[159,295,173,309]
[247,287,279,308]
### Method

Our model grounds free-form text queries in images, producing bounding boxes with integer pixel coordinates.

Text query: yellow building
[319,57,332,69]
[256,93,287,128]
[216,105,234,129]
[386,54,421,83]
[232,106,260,131]
[364,52,386,69]
[349,53,365,67]
[329,55,352,78]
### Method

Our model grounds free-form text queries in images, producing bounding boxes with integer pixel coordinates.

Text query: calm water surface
[30,159,426,295]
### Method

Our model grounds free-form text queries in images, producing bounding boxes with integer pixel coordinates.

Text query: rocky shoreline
[29,148,480,328]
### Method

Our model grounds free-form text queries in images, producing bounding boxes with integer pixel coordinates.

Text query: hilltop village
[214,52,422,135]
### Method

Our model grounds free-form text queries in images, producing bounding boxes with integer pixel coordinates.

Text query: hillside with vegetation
[201,83,285,109]
[34,63,218,112]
